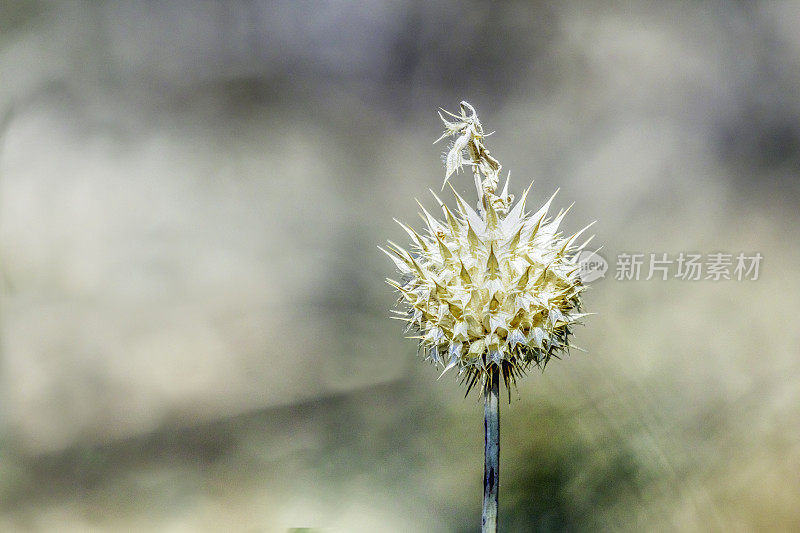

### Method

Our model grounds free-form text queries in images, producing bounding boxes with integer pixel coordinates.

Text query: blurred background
[1,1,799,531]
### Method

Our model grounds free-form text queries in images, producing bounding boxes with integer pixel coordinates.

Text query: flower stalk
[482,368,500,532]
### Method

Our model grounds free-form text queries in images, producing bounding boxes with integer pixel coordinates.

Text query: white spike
[526,188,559,233]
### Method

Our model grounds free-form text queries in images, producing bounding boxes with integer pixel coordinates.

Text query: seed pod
[384,102,595,395]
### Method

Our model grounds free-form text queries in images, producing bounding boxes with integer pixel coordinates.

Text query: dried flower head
[383,102,595,396]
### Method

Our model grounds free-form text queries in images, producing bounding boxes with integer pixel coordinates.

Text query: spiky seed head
[383,102,595,396]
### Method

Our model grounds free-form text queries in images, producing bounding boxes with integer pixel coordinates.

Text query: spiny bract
[382,102,595,396]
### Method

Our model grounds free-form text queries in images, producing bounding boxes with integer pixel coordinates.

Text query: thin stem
[482,370,500,532]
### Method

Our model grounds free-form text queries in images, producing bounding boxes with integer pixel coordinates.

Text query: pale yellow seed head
[384,102,594,395]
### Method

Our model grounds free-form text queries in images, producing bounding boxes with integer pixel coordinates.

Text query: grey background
[1,1,799,531]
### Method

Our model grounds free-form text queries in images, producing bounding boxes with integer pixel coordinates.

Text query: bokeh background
[1,1,799,531]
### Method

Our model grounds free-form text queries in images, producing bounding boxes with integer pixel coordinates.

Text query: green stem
[482,370,499,532]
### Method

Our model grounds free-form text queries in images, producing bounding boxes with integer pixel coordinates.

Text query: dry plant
[382,102,595,531]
